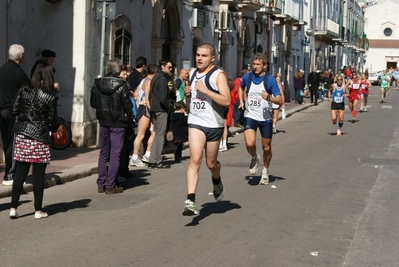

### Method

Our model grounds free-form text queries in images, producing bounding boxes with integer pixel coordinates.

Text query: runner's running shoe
[259,172,269,185]
[249,154,260,175]
[182,200,199,216]
[213,182,224,201]
[129,158,146,167]
[337,129,342,136]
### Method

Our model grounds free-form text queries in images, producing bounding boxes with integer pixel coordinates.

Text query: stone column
[170,40,184,70]
[151,38,165,64]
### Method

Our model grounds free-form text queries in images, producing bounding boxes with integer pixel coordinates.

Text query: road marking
[381,105,392,109]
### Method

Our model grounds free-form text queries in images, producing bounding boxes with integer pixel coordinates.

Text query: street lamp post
[302,28,313,75]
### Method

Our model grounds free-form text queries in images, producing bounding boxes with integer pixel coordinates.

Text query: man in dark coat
[0,44,30,186]
[307,66,321,105]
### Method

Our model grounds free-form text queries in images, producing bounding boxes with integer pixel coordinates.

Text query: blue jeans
[97,126,126,188]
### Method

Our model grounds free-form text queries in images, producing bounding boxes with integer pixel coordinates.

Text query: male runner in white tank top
[182,43,231,216]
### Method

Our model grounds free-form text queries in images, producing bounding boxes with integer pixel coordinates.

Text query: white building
[364,0,399,72]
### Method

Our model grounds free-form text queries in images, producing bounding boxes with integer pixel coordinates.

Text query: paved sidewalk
[0,100,318,199]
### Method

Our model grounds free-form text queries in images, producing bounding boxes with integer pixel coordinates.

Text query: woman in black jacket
[90,59,133,194]
[10,62,59,219]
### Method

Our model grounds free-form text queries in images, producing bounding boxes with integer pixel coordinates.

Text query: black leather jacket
[90,76,133,128]
[12,87,59,144]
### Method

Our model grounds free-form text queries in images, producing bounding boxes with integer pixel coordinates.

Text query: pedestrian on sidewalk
[219,78,235,152]
[171,101,188,162]
[293,70,305,104]
[90,59,133,194]
[307,66,321,105]
[9,62,59,219]
[117,65,138,184]
[130,64,158,167]
[147,59,174,169]
[272,72,285,134]
[182,43,230,216]
[0,44,30,186]
[232,70,248,127]
[239,53,283,185]
[128,56,147,92]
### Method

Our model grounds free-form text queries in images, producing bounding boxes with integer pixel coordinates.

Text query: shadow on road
[43,198,92,216]
[0,200,31,212]
[245,175,286,186]
[185,200,241,226]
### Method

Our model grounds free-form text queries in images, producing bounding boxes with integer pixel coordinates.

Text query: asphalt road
[1,88,399,267]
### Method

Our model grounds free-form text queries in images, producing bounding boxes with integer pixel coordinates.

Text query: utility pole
[96,0,115,147]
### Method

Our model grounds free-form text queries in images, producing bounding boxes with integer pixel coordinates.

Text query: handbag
[53,124,68,146]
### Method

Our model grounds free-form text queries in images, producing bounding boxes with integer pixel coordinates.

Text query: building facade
[363,0,399,72]
[0,0,366,148]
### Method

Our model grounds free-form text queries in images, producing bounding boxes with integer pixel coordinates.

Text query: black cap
[41,49,57,58]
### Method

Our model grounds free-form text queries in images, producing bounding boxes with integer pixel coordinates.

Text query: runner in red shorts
[347,72,361,123]
[360,73,371,112]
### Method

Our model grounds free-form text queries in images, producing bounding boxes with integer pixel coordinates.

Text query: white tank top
[245,79,272,121]
[137,77,150,105]
[187,67,225,128]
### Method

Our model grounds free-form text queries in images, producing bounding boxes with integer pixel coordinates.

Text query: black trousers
[0,108,16,179]
[310,89,319,104]
[11,161,47,211]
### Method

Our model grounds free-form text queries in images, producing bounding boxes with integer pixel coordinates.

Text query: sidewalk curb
[0,164,98,199]
[0,101,318,199]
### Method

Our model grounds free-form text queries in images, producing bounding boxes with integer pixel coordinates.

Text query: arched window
[114,29,131,65]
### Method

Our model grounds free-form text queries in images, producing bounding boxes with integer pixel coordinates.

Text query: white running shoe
[34,211,48,219]
[337,129,342,136]
[182,200,199,216]
[259,172,269,185]
[219,145,228,152]
[249,154,260,175]
[141,155,150,163]
[129,158,147,167]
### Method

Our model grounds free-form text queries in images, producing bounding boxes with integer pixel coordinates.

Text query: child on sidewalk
[171,101,188,162]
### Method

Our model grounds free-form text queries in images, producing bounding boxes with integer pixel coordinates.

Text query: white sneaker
[141,155,150,163]
[129,158,146,167]
[9,209,19,219]
[249,154,260,175]
[259,172,269,185]
[364,106,368,112]
[2,177,13,186]
[218,145,228,152]
[34,211,48,219]
[337,129,342,136]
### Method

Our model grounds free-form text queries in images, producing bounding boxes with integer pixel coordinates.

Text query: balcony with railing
[241,0,263,10]
[314,16,340,40]
[256,0,282,15]
[220,0,244,8]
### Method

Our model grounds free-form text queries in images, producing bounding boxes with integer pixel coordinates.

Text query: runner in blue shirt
[238,53,282,185]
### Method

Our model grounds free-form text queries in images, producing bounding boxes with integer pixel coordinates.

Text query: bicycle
[51,117,72,150]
